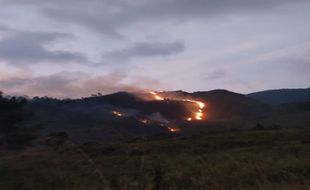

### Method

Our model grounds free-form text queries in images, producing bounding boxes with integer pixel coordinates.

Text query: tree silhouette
[0,92,39,148]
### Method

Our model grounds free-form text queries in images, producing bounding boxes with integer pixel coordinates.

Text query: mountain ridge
[247,87,310,105]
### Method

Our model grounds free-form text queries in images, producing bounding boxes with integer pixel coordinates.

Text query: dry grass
[0,127,310,190]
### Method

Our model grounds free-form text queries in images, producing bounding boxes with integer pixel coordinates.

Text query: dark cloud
[104,41,185,61]
[0,27,87,65]
[1,0,306,36]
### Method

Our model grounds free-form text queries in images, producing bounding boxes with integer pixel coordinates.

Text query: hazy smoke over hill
[0,72,163,98]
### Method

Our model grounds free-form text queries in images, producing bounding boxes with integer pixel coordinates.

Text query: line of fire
[111,90,206,133]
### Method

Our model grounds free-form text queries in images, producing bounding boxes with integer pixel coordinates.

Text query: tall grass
[0,127,310,189]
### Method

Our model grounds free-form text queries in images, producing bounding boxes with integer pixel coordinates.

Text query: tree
[0,92,40,148]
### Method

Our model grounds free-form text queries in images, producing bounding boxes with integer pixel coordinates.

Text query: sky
[0,0,309,98]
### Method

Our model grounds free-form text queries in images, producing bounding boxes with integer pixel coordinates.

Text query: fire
[149,91,164,101]
[185,99,205,109]
[110,90,206,134]
[168,127,180,132]
[140,119,149,124]
[148,91,206,122]
[184,99,205,121]
[112,111,123,117]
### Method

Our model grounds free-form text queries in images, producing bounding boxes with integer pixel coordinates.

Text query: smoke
[149,112,169,124]
[0,72,163,98]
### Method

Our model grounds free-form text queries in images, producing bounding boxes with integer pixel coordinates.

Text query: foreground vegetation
[0,126,310,190]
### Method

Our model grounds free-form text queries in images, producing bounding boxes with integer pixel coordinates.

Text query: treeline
[0,92,41,149]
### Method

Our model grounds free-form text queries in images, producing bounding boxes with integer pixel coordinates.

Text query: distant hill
[162,89,269,122]
[23,89,269,142]
[247,88,310,105]
[2,88,310,143]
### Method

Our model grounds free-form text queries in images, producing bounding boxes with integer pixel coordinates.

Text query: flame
[110,91,206,134]
[148,91,206,122]
[168,127,180,132]
[112,111,123,117]
[184,99,205,121]
[141,119,149,124]
[149,91,164,101]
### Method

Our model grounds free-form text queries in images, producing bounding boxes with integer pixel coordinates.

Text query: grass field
[0,126,310,190]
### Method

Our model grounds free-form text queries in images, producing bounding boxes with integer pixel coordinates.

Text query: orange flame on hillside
[149,91,164,101]
[184,99,205,120]
[148,91,206,121]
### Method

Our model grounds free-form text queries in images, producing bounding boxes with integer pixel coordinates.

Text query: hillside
[25,90,269,142]
[248,88,310,105]
[191,90,269,121]
[1,89,310,190]
[2,88,310,143]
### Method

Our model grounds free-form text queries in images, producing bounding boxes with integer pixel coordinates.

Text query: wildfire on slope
[148,91,206,121]
[184,99,205,121]
[109,91,207,134]
[149,91,165,101]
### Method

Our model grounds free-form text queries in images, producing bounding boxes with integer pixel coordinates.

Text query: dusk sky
[0,0,309,98]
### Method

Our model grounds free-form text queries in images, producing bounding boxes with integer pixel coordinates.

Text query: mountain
[26,92,192,142]
[23,89,270,142]
[162,89,269,122]
[3,88,310,143]
[247,88,310,105]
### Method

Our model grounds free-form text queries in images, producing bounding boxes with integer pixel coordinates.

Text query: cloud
[0,72,162,98]
[1,0,307,37]
[0,0,309,94]
[0,27,87,65]
[104,41,185,61]
[205,70,226,80]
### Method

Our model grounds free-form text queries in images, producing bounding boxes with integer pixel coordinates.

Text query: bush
[43,132,68,148]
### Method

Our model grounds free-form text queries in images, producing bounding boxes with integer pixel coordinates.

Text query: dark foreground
[0,127,310,190]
